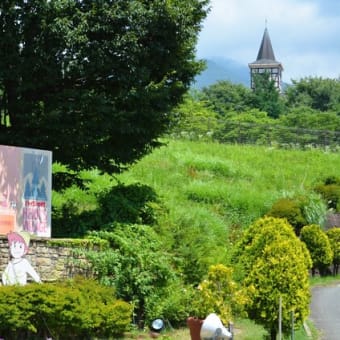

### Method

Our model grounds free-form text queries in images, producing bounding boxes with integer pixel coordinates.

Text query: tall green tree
[170,92,218,140]
[0,0,209,173]
[201,80,253,116]
[250,72,284,118]
[285,77,340,112]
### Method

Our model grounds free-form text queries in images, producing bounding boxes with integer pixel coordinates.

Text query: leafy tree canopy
[201,80,253,116]
[279,106,340,131]
[266,197,307,235]
[250,72,284,118]
[169,92,218,140]
[285,77,340,112]
[0,0,209,173]
[191,264,248,324]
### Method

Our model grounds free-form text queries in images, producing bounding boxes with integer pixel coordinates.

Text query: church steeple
[256,28,276,61]
[249,27,283,91]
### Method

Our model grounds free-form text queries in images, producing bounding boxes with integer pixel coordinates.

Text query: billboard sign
[0,145,52,237]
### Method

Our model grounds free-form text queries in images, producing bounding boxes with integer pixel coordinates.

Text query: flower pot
[187,316,204,340]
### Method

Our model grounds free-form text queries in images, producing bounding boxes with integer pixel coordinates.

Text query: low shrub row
[0,277,132,339]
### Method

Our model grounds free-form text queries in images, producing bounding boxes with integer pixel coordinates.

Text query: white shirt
[2,258,41,285]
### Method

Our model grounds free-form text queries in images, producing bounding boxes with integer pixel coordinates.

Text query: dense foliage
[171,78,340,147]
[326,227,340,275]
[285,77,340,111]
[265,195,326,235]
[52,165,164,237]
[0,278,132,339]
[0,0,209,173]
[170,92,218,140]
[266,197,306,234]
[191,264,248,324]
[82,225,177,326]
[300,224,334,276]
[234,217,312,340]
[251,72,284,118]
[314,176,340,211]
[201,81,253,114]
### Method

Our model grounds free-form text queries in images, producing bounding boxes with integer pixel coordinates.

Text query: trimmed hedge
[0,277,132,339]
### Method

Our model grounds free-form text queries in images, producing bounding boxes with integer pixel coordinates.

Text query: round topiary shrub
[266,197,307,235]
[314,183,340,210]
[300,224,333,276]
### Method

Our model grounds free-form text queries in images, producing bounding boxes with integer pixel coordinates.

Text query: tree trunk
[270,327,277,340]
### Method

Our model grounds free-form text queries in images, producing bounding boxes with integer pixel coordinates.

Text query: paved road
[310,283,340,340]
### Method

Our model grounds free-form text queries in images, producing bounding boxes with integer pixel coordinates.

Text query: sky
[196,0,340,83]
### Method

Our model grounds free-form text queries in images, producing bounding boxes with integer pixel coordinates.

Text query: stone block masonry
[0,236,90,283]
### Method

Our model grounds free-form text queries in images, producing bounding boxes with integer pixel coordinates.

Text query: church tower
[249,27,283,91]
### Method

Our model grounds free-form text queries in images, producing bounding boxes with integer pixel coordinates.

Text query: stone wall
[0,236,89,283]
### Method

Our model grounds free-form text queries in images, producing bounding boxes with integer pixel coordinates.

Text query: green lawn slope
[116,139,339,279]
[118,138,339,234]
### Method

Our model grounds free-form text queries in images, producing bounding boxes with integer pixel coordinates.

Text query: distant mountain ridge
[192,57,250,89]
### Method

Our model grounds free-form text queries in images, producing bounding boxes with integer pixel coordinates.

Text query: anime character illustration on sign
[0,145,52,238]
[2,231,41,285]
[22,151,51,237]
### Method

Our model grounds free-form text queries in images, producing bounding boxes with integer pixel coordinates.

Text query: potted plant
[187,264,247,339]
[186,284,210,340]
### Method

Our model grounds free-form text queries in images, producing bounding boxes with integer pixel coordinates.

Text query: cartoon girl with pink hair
[2,231,41,285]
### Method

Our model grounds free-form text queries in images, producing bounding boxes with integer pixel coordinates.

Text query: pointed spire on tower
[248,26,283,91]
[256,28,276,62]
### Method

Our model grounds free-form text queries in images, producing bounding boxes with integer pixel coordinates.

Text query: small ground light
[151,318,165,332]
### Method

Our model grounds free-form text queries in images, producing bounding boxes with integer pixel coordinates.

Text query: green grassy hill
[119,139,339,228]
[116,139,340,279]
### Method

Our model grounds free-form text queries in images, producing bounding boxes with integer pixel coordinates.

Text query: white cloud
[196,0,340,81]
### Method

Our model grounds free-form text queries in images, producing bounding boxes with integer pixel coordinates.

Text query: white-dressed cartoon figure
[2,231,41,285]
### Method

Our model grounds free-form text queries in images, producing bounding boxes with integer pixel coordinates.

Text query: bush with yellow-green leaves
[190,264,248,325]
[326,227,340,275]
[0,277,132,339]
[234,216,312,340]
[300,224,333,276]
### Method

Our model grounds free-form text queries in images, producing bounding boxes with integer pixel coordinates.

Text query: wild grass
[118,139,340,235]
[310,274,340,286]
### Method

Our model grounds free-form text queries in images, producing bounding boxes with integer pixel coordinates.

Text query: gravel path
[310,283,340,340]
